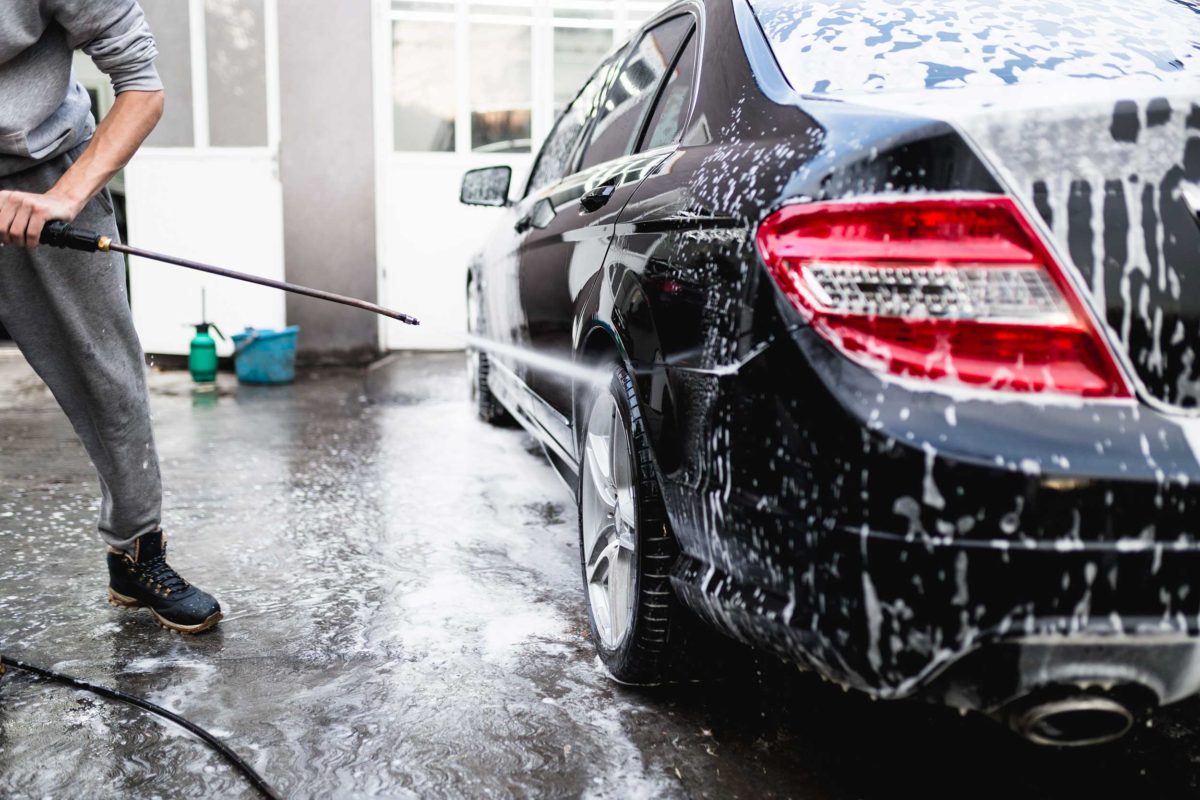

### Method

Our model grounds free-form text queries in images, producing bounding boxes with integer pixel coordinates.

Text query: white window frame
[379,0,662,158]
[137,0,281,157]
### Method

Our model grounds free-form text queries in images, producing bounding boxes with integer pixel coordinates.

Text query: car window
[578,15,692,171]
[526,52,621,194]
[638,27,697,152]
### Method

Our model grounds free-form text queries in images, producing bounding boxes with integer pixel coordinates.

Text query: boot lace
[140,554,190,594]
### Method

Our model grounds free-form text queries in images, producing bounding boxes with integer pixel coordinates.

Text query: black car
[460,0,1200,745]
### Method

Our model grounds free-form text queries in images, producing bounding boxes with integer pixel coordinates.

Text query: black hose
[0,655,283,800]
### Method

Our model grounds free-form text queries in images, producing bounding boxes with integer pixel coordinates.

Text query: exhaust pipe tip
[998,683,1157,747]
[1012,694,1135,747]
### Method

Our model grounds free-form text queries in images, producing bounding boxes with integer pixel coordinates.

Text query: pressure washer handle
[40,220,110,252]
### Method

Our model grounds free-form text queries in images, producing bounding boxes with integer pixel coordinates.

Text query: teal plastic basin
[231,326,299,385]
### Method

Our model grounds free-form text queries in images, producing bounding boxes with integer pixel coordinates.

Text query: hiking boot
[107,531,222,634]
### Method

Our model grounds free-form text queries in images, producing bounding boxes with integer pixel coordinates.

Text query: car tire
[578,364,683,684]
[467,278,513,427]
[471,349,512,426]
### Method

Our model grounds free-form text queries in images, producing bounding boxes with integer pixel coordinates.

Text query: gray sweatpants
[0,143,161,552]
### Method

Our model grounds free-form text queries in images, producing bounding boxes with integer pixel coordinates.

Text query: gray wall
[278,1,379,364]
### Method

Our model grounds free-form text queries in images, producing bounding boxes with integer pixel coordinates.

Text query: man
[0,1,220,633]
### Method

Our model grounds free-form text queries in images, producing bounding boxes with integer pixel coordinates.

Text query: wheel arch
[575,324,629,449]
[575,309,679,487]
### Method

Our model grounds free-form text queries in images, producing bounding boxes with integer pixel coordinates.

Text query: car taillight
[755,197,1130,398]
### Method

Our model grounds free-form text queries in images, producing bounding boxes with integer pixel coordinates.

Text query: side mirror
[460,166,512,207]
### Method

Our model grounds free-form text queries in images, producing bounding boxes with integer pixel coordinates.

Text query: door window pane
[551,1,616,21]
[553,27,612,114]
[467,3,530,16]
[393,0,453,10]
[579,14,690,169]
[140,0,193,147]
[393,21,456,152]
[205,0,268,147]
[527,53,615,192]
[470,24,532,153]
[639,28,696,151]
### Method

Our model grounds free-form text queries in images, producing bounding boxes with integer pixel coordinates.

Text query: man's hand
[0,190,84,249]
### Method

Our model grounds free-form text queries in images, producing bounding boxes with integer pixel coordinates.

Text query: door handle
[579,182,617,213]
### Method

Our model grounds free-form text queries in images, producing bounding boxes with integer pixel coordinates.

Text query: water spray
[461,333,611,388]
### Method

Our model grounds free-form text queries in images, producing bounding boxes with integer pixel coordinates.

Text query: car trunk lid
[957,83,1200,412]
[847,81,1200,411]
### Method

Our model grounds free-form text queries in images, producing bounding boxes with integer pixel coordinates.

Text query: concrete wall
[278,1,379,365]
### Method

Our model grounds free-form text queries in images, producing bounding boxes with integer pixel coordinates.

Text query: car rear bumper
[659,325,1200,709]
[671,520,1200,708]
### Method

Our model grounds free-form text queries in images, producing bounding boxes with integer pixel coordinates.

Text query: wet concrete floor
[2,349,1200,798]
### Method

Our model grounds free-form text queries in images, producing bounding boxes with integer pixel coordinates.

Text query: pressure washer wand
[40,220,419,326]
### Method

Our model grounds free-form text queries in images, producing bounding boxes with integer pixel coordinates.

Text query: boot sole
[108,588,223,634]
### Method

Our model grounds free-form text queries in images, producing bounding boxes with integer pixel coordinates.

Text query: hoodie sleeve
[47,0,163,93]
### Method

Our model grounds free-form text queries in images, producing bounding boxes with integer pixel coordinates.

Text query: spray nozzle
[194,322,225,341]
[192,288,225,340]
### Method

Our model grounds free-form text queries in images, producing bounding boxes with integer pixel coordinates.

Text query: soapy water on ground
[2,350,1200,798]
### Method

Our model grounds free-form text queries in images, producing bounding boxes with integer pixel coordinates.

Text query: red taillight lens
[756,197,1130,398]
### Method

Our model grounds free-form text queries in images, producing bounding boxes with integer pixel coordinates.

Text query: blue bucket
[231,326,299,385]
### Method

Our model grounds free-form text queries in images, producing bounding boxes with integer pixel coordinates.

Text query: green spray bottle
[189,289,224,384]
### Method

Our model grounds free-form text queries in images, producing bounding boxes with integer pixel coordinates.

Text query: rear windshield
[751,0,1200,95]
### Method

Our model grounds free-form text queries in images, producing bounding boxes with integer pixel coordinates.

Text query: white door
[374,0,658,351]
[124,0,285,357]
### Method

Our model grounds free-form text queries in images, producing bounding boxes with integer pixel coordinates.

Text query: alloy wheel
[580,390,639,649]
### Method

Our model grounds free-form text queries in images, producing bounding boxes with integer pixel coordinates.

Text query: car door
[600,25,719,471]
[484,50,622,422]
[516,14,697,458]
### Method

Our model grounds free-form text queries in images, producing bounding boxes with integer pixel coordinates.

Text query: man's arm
[0,0,163,249]
[0,89,164,248]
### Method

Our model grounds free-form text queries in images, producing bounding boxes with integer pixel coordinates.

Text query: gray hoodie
[0,1,160,178]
